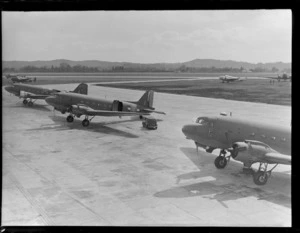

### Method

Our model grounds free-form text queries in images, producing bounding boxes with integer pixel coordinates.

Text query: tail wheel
[66,115,74,123]
[214,156,227,169]
[23,99,28,105]
[253,171,269,185]
[82,119,90,127]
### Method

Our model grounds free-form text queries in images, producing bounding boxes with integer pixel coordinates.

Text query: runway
[2,83,291,226]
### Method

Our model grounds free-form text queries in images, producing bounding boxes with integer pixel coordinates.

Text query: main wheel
[66,115,74,123]
[139,115,143,120]
[214,156,227,169]
[23,99,28,105]
[82,119,90,127]
[253,171,268,185]
[27,101,33,107]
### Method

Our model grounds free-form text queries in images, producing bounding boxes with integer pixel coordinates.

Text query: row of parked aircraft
[4,82,290,185]
[219,73,291,83]
[4,73,291,84]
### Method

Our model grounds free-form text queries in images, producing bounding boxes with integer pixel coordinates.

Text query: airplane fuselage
[5,83,58,97]
[182,116,291,155]
[46,92,143,114]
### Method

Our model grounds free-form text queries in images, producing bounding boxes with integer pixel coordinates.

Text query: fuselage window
[196,117,209,126]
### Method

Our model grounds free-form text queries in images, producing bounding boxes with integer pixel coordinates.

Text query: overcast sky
[2,10,291,63]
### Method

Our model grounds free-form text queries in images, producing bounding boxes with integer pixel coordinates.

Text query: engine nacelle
[71,105,90,116]
[230,140,275,165]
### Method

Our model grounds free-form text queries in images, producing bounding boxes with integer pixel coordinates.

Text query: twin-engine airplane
[45,90,166,127]
[219,75,245,83]
[182,115,291,185]
[5,74,37,83]
[5,83,88,107]
[266,73,291,82]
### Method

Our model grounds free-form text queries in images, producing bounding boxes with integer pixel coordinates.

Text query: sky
[2,10,292,63]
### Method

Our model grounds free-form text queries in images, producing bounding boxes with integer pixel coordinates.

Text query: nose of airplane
[182,124,197,138]
[5,85,16,94]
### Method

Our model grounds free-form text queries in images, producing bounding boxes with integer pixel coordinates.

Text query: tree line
[2,62,290,73]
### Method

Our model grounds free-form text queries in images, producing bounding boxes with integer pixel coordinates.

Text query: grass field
[2,72,291,106]
[95,78,291,106]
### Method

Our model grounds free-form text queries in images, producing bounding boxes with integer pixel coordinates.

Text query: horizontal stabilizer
[142,109,166,115]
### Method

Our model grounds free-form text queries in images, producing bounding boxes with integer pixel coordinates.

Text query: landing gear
[23,99,28,105]
[214,149,230,169]
[82,119,90,127]
[82,116,95,127]
[252,163,278,185]
[27,101,33,107]
[139,115,143,120]
[66,115,74,122]
[253,171,269,185]
[214,156,228,169]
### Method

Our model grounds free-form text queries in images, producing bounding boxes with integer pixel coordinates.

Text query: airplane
[4,74,37,83]
[182,114,291,185]
[266,73,291,82]
[4,83,88,107]
[45,90,166,127]
[219,75,245,83]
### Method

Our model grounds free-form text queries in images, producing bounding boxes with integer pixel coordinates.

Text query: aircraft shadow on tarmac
[26,115,140,138]
[153,147,291,209]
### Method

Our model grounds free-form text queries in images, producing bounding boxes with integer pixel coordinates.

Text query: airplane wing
[22,94,50,99]
[71,105,150,117]
[231,140,291,166]
[263,152,291,165]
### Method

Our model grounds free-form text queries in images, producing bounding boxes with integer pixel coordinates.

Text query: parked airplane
[5,83,88,107]
[5,74,37,83]
[182,114,291,185]
[45,90,166,127]
[266,73,291,82]
[219,75,245,83]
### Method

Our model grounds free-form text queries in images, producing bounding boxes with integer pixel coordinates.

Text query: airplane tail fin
[136,90,154,108]
[71,83,88,95]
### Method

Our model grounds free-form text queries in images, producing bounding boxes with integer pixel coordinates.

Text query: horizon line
[3,58,292,64]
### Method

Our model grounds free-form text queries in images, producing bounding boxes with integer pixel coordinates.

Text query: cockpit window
[195,117,209,125]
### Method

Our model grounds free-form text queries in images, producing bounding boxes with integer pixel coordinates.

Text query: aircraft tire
[28,101,33,107]
[139,115,143,120]
[66,115,74,123]
[214,156,227,169]
[253,171,268,185]
[23,99,28,105]
[82,119,90,127]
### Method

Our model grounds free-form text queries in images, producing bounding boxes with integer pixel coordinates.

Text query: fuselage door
[208,121,214,138]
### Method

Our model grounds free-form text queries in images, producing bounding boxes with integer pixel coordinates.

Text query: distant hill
[182,59,290,71]
[2,59,291,72]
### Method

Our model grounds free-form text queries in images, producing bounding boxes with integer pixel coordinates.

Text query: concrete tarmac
[2,83,291,226]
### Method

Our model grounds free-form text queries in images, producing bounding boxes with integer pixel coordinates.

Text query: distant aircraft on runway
[182,114,291,185]
[45,90,166,127]
[4,74,37,83]
[219,75,246,83]
[5,83,88,107]
[266,73,291,82]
